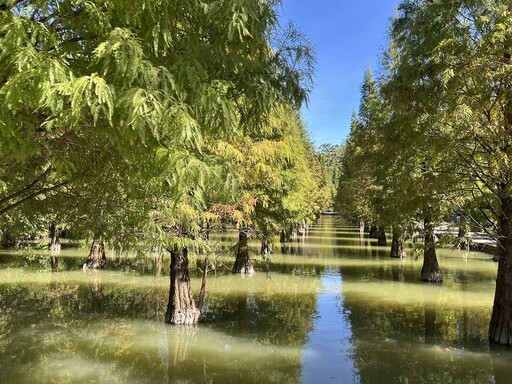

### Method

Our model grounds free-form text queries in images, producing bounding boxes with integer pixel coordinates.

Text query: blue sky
[278,0,399,147]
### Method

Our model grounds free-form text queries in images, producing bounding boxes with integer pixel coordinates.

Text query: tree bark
[359,220,365,238]
[421,214,442,283]
[260,238,272,256]
[369,224,378,239]
[390,227,407,258]
[232,228,254,274]
[48,221,61,252]
[49,222,60,271]
[197,257,209,315]
[82,239,107,270]
[280,229,290,243]
[290,225,298,240]
[165,247,200,325]
[489,196,512,345]
[456,218,471,250]
[377,226,387,246]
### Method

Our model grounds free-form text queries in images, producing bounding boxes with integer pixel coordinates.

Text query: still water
[1,216,511,383]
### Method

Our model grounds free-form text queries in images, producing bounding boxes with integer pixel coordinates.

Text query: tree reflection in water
[0,217,512,383]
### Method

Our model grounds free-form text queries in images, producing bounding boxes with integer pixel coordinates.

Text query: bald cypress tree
[0,0,315,324]
[384,0,512,343]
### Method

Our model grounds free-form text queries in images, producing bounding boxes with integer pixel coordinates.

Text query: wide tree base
[166,308,201,325]
[233,228,254,274]
[165,247,201,326]
[377,226,387,246]
[232,262,255,275]
[82,239,107,270]
[390,233,406,258]
[260,239,272,256]
[421,269,443,283]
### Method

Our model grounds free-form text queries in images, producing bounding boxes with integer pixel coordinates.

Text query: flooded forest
[1,1,512,383]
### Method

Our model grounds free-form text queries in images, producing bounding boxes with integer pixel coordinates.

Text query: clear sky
[278,0,399,147]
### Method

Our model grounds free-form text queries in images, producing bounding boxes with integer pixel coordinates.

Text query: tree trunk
[232,228,254,274]
[421,214,442,283]
[377,226,387,246]
[369,224,378,239]
[390,228,407,258]
[298,219,308,235]
[489,196,512,345]
[199,222,210,241]
[48,221,61,252]
[280,229,290,243]
[260,238,272,256]
[82,239,107,269]
[48,222,60,271]
[290,225,298,240]
[456,218,472,250]
[165,247,200,325]
[197,257,209,315]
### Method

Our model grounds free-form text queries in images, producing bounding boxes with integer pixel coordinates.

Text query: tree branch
[0,167,51,206]
[0,180,67,217]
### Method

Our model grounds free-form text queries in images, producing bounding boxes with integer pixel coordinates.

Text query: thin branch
[0,167,51,206]
[0,180,67,217]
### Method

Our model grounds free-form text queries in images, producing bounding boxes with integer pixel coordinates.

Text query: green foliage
[382,0,511,234]
[0,0,316,251]
[335,70,386,225]
[209,106,328,239]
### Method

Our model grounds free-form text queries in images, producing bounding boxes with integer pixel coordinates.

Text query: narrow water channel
[301,271,357,383]
[1,216,512,383]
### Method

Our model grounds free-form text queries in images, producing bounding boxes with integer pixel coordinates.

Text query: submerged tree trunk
[421,214,442,283]
[390,228,407,258]
[260,238,272,256]
[48,222,60,271]
[165,247,200,325]
[232,228,254,274]
[377,226,387,246]
[290,225,298,240]
[456,218,472,250]
[489,196,512,345]
[369,224,378,239]
[82,239,107,270]
[280,229,290,243]
[48,222,61,252]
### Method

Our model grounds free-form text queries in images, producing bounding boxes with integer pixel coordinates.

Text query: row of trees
[0,0,332,324]
[335,0,512,345]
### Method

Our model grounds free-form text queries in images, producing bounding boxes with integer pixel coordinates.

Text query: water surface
[1,217,511,383]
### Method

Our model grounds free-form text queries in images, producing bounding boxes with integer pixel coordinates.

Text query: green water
[1,216,511,383]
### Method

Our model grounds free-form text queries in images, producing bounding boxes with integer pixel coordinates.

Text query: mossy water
[1,216,511,383]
